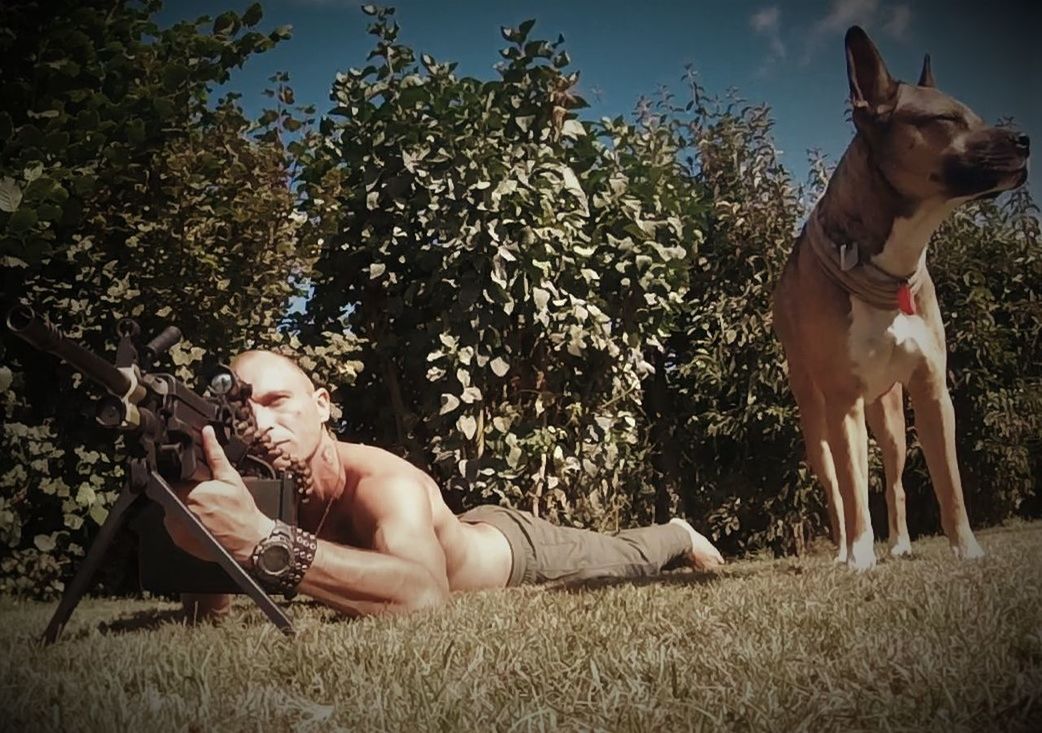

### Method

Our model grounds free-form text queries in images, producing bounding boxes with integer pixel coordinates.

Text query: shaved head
[231,350,315,391]
[230,349,331,461]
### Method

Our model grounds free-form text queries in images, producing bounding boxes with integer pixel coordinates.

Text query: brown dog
[772,26,1030,569]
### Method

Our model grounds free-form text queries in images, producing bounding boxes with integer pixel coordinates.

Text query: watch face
[257,544,292,575]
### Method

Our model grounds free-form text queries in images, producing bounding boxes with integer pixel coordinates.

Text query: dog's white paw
[889,537,912,557]
[846,533,877,571]
[952,536,985,560]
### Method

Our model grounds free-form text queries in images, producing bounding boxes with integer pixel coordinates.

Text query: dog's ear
[845,26,898,117]
[917,53,935,87]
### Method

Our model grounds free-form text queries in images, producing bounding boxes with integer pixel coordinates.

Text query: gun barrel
[6,305,133,397]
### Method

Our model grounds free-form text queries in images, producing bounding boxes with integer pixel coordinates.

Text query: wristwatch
[249,521,295,588]
[248,519,318,598]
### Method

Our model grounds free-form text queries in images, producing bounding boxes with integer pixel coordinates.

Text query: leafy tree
[296,8,708,528]
[0,0,320,595]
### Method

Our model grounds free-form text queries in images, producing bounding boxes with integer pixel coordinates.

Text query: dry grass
[2,523,1041,732]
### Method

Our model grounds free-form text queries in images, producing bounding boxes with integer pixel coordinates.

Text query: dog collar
[807,211,925,315]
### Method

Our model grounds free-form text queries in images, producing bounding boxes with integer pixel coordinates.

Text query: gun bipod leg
[144,471,294,636]
[42,486,140,644]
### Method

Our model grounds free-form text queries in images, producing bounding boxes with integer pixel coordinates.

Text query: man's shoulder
[336,440,408,472]
[337,441,436,496]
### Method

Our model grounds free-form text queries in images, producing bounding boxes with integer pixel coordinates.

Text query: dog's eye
[911,115,961,132]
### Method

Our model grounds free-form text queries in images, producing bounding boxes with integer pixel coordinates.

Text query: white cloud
[813,0,880,36]
[800,0,914,65]
[751,6,780,34]
[883,5,912,40]
[750,5,786,73]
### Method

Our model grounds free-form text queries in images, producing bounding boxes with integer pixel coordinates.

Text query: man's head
[230,350,332,462]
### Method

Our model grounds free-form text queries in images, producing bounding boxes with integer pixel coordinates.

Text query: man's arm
[288,477,451,615]
[292,540,448,616]
[167,427,448,616]
[353,477,451,595]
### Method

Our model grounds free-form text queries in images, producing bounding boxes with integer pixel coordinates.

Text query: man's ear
[845,25,898,118]
[313,387,332,424]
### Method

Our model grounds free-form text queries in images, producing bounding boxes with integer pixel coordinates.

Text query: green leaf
[243,2,263,26]
[89,504,108,525]
[36,203,63,222]
[561,119,585,139]
[6,207,38,233]
[213,11,238,36]
[0,177,22,212]
[153,98,176,120]
[490,357,510,377]
[34,534,56,553]
[457,414,477,440]
[76,484,96,506]
[439,394,461,415]
[162,64,190,89]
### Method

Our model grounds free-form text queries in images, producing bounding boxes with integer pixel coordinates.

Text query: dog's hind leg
[866,382,911,556]
[907,369,985,560]
[789,368,846,562]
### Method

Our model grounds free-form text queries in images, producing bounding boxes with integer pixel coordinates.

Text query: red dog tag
[897,283,916,315]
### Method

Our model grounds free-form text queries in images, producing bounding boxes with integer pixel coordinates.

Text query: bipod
[42,459,294,644]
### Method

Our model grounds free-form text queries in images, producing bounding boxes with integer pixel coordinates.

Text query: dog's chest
[846,298,939,400]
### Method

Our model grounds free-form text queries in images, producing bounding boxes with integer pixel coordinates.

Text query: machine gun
[5,305,304,642]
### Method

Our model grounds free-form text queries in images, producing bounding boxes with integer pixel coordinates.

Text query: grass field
[2,523,1041,732]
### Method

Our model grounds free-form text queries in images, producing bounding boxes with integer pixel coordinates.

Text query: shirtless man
[170,350,725,619]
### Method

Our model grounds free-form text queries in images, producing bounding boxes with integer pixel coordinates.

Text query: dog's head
[845,25,1029,202]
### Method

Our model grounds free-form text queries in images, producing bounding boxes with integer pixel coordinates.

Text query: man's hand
[164,425,275,564]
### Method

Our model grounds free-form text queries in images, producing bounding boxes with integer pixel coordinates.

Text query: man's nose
[251,403,275,432]
[1014,132,1030,154]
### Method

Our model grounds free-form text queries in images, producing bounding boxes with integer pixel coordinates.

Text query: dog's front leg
[865,383,911,556]
[825,395,875,570]
[907,370,985,560]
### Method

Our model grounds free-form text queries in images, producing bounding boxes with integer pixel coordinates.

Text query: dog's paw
[952,537,985,560]
[846,533,877,571]
[889,537,912,557]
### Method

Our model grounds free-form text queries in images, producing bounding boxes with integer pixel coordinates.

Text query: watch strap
[248,520,318,597]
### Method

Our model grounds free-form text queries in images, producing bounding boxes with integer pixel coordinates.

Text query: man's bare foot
[669,518,725,571]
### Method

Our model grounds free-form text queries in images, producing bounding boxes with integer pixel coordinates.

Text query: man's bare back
[326,442,513,591]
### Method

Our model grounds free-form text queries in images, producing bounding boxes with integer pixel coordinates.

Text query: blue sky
[157,0,1040,200]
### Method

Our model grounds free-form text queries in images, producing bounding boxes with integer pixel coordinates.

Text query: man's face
[232,353,331,462]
